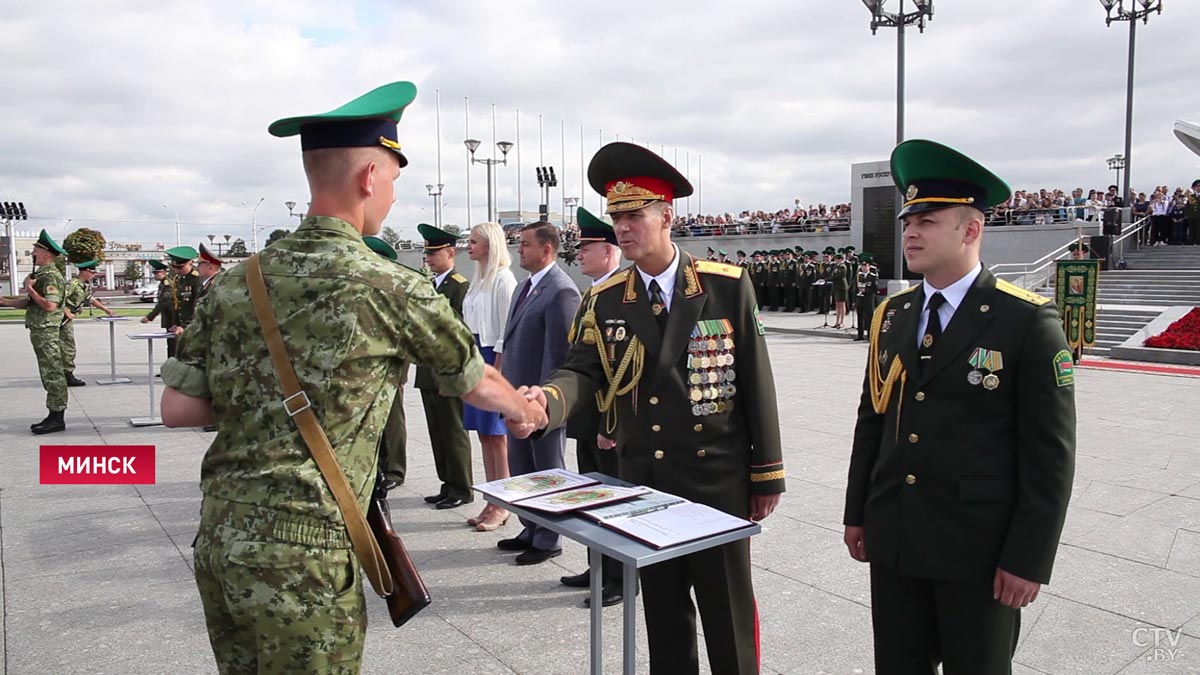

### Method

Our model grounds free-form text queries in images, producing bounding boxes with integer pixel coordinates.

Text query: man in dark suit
[843,139,1076,675]
[516,143,784,675]
[414,224,475,509]
[497,221,581,565]
[560,206,627,607]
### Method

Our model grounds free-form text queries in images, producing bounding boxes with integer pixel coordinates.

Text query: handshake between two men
[506,385,549,439]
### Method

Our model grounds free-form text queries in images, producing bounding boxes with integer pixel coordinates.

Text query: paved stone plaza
[1,316,1198,674]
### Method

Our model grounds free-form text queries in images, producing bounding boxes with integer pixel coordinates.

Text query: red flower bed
[1144,307,1200,351]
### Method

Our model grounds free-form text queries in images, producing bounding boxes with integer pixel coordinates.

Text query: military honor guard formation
[3,80,1080,675]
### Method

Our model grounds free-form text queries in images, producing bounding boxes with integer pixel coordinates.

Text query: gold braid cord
[867,299,906,416]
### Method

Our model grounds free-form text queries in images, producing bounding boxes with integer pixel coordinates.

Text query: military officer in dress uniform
[196,243,223,302]
[798,249,814,313]
[781,248,798,312]
[843,140,1076,675]
[854,253,879,341]
[751,251,766,309]
[164,245,201,358]
[766,249,781,311]
[60,259,116,386]
[142,259,173,329]
[560,206,628,607]
[736,249,750,278]
[517,142,785,675]
[413,223,476,509]
[0,230,70,434]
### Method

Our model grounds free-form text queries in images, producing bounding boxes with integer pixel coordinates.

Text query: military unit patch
[1053,350,1075,387]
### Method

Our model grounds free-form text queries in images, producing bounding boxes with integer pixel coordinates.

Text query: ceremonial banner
[1055,259,1100,352]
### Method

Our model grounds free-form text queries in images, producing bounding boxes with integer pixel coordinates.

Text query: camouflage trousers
[29,328,67,411]
[193,498,367,674]
[59,321,76,373]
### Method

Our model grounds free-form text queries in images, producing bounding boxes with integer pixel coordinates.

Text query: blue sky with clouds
[1,0,1197,249]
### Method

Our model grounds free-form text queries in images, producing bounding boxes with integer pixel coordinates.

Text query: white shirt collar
[433,268,452,288]
[526,262,555,290]
[635,244,681,311]
[921,262,982,313]
[591,267,619,287]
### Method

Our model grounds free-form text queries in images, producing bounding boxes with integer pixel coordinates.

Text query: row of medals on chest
[687,336,736,416]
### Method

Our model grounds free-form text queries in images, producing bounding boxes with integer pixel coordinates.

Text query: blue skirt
[463,335,507,436]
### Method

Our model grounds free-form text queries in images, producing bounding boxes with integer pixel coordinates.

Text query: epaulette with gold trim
[593,268,632,295]
[451,273,468,284]
[887,284,919,300]
[694,260,743,279]
[996,278,1051,306]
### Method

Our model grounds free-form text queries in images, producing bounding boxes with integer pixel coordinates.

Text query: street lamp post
[241,196,265,253]
[425,183,445,228]
[465,139,514,222]
[162,204,181,246]
[536,166,557,223]
[284,201,306,222]
[1107,154,1126,190]
[1100,0,1163,209]
[862,0,934,282]
[563,196,579,226]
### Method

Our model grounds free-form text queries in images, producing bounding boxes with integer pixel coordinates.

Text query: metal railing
[673,217,851,237]
[987,205,1107,226]
[989,214,1150,290]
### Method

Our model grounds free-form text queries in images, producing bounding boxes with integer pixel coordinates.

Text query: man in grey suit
[497,221,582,565]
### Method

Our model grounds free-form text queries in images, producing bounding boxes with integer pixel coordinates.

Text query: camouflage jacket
[63,277,93,315]
[25,264,64,330]
[162,216,485,525]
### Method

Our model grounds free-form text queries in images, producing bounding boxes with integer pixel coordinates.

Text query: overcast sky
[2,0,1198,249]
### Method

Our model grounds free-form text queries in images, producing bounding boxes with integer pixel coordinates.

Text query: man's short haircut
[521,221,560,252]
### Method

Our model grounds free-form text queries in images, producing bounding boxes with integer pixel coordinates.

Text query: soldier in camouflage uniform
[1,230,70,433]
[160,81,544,675]
[60,259,116,386]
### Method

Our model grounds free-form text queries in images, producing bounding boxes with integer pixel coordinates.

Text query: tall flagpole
[560,119,566,226]
[491,102,498,219]
[435,89,443,228]
[698,154,702,216]
[580,124,585,212]
[516,108,522,220]
[464,97,471,227]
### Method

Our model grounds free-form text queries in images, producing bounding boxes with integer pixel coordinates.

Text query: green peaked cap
[34,229,66,256]
[148,259,168,271]
[417,223,463,251]
[76,259,100,270]
[268,81,418,167]
[166,245,198,263]
[891,139,1011,218]
[576,207,617,246]
[364,236,398,261]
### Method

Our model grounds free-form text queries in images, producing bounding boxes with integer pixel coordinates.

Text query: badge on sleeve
[1053,350,1075,387]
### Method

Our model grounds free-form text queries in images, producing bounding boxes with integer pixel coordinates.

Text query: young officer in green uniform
[515,142,785,675]
[559,206,627,608]
[413,223,476,509]
[1,230,69,434]
[60,259,117,386]
[164,245,201,357]
[854,253,879,341]
[842,140,1077,675]
[141,259,173,329]
[160,81,544,675]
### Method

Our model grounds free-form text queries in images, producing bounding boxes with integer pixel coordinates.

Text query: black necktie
[648,279,669,333]
[919,292,947,367]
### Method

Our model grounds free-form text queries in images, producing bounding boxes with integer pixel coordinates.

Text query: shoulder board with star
[593,268,632,295]
[694,260,743,279]
[451,273,468,284]
[995,278,1051,306]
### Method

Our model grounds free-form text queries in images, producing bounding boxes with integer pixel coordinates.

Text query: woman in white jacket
[461,222,519,531]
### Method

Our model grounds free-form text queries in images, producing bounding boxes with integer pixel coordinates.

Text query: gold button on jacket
[905,474,917,485]
[653,450,664,459]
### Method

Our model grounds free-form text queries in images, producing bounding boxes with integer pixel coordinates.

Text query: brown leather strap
[244,255,394,598]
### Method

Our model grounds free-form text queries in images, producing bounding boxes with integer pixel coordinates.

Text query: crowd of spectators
[673,203,852,237]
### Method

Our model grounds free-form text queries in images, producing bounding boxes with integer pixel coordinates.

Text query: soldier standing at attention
[141,259,172,329]
[164,245,201,357]
[414,223,476,510]
[516,142,784,675]
[159,81,545,674]
[1,230,70,434]
[854,253,879,341]
[843,140,1076,675]
[60,259,117,387]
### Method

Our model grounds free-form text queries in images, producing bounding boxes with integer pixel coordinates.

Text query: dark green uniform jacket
[414,270,470,390]
[542,251,785,510]
[844,269,1076,586]
[170,268,202,329]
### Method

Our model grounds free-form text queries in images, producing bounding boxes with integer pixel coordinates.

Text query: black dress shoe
[515,547,562,565]
[560,570,591,588]
[202,425,217,432]
[497,537,533,552]
[434,497,465,510]
[424,492,447,504]
[583,586,623,608]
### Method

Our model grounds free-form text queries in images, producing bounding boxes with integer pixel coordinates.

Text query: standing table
[94,316,132,385]
[127,332,172,426]
[482,473,760,675]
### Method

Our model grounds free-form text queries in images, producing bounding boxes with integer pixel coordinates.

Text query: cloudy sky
[2,0,1197,249]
